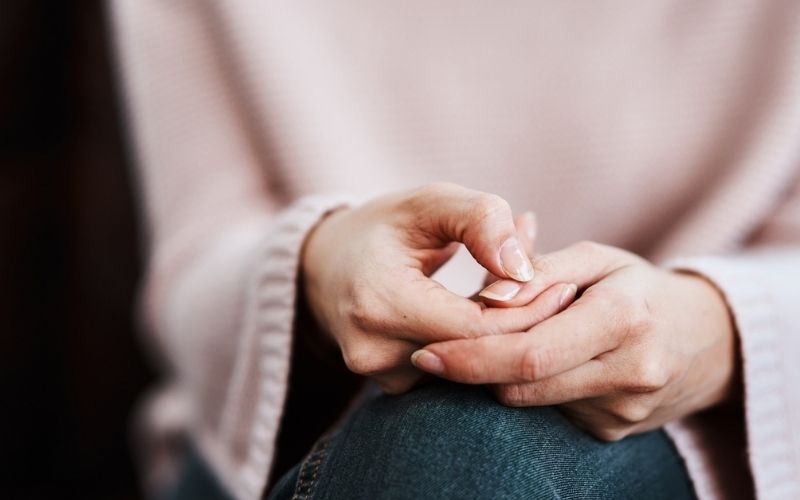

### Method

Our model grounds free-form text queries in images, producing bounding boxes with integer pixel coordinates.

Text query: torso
[225,1,800,258]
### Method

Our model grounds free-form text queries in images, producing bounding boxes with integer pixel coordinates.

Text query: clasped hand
[303,183,737,441]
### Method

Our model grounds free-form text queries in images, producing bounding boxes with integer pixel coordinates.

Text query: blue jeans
[173,381,696,499]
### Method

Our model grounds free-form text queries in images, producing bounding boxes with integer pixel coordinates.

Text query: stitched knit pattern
[111,2,800,499]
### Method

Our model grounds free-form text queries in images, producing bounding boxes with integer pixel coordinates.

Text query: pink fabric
[111,2,800,499]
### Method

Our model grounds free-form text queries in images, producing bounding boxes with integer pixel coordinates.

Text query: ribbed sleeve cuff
[665,255,800,500]
[212,194,355,500]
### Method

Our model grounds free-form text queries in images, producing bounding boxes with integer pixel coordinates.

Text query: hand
[475,211,541,302]
[411,241,738,440]
[302,183,569,394]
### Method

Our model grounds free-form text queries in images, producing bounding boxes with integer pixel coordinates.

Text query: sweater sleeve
[110,2,349,499]
[664,177,800,500]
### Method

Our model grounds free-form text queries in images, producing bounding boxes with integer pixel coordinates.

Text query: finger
[389,273,487,340]
[491,359,609,407]
[393,279,574,343]
[412,296,624,384]
[373,366,425,395]
[478,240,636,307]
[472,212,537,298]
[407,183,534,282]
[340,337,425,394]
[559,395,663,442]
[481,273,500,290]
[480,282,577,332]
[497,347,669,408]
[517,211,537,258]
[478,211,536,289]
[341,337,416,377]
[559,401,633,442]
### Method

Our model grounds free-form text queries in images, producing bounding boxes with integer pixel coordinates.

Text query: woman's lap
[267,381,696,500]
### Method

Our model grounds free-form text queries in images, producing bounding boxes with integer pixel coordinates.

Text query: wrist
[301,205,350,280]
[672,270,742,408]
[299,206,351,345]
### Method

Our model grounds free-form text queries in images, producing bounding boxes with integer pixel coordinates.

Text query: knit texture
[111,2,800,499]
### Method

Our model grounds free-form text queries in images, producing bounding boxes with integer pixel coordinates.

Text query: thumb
[481,211,537,288]
[408,183,534,282]
[479,240,638,307]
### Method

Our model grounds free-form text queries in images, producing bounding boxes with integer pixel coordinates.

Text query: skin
[412,240,739,441]
[301,183,570,394]
[303,182,738,440]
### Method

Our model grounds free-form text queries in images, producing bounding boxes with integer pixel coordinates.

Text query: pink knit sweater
[112,2,800,499]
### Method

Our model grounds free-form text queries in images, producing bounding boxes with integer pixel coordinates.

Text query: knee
[361,381,581,452]
[323,381,693,500]
[328,381,581,498]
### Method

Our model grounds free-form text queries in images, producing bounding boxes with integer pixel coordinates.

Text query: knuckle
[627,299,654,334]
[607,287,652,336]
[592,426,629,442]
[415,182,461,200]
[461,308,488,338]
[461,356,483,383]
[346,288,386,332]
[400,183,453,215]
[471,193,511,224]
[532,254,555,275]
[519,347,552,382]
[343,346,391,376]
[610,400,652,424]
[606,286,636,313]
[626,356,669,393]
[495,384,528,407]
[596,296,625,325]
[346,301,374,331]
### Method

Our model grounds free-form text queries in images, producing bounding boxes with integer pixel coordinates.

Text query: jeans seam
[291,434,332,500]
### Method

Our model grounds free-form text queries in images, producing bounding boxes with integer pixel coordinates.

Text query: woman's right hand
[301,183,572,393]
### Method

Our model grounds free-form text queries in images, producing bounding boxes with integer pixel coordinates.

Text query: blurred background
[0,2,154,498]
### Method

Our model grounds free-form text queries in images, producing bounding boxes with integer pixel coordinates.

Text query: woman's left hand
[411,241,739,441]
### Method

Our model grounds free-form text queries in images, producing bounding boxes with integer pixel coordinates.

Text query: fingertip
[559,283,578,309]
[499,238,535,282]
[478,279,522,302]
[478,280,541,309]
[411,349,444,375]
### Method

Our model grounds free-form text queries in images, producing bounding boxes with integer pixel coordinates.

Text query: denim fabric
[268,381,696,500]
[171,381,696,499]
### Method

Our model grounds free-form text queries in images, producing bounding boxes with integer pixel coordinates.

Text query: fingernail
[500,238,534,282]
[523,211,537,244]
[411,350,444,375]
[478,279,522,301]
[559,283,578,308]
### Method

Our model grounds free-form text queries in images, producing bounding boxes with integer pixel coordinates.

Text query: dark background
[0,3,366,498]
[0,2,154,498]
